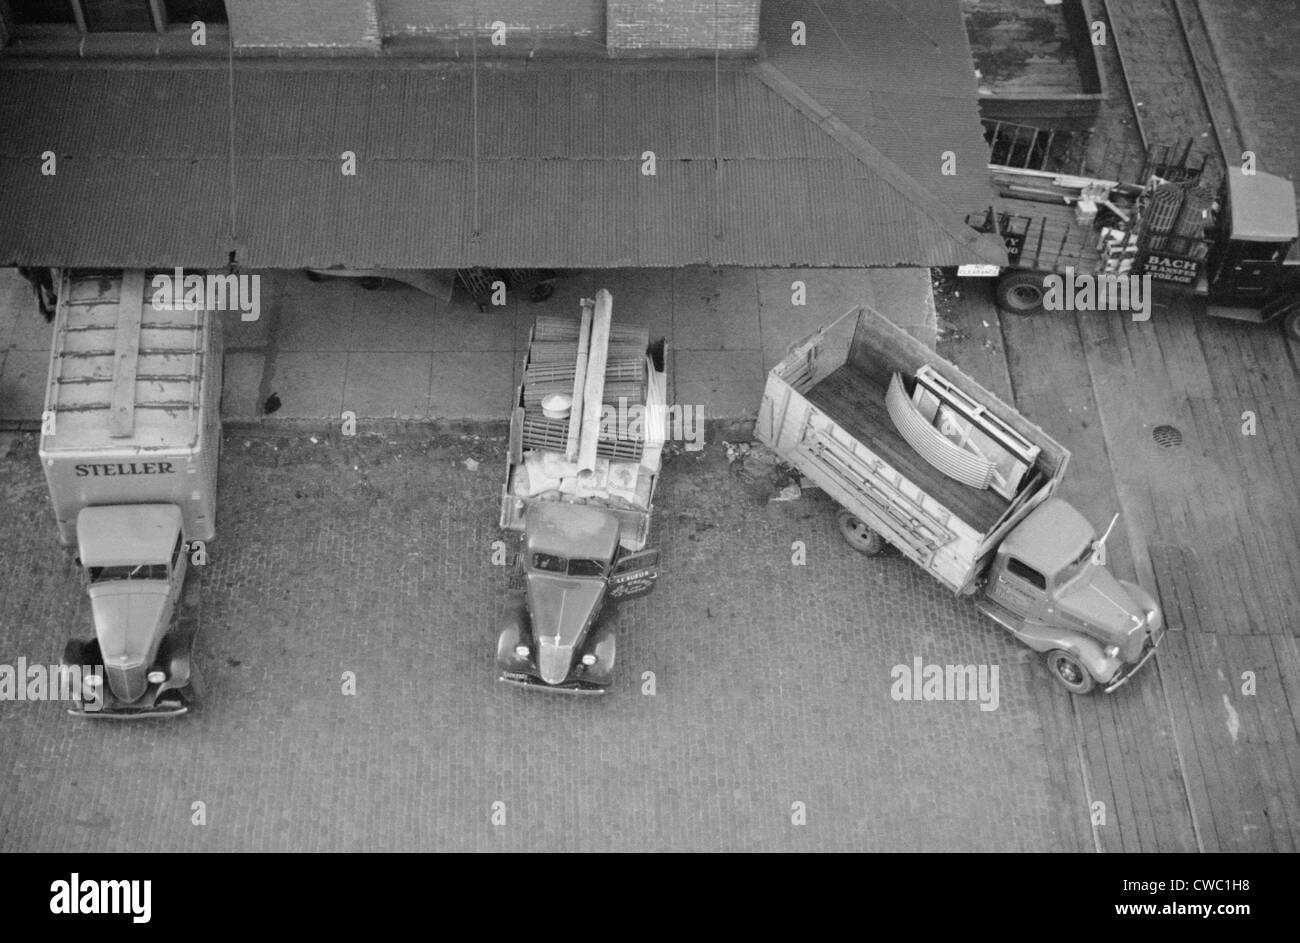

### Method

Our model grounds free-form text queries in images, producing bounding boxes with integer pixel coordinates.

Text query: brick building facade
[1,0,762,55]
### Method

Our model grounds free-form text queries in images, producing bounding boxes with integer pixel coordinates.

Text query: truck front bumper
[66,697,189,720]
[1103,625,1167,694]
[498,670,607,695]
[63,632,198,720]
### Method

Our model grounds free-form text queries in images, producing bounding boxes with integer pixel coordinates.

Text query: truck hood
[527,575,604,685]
[89,582,170,703]
[1057,566,1146,654]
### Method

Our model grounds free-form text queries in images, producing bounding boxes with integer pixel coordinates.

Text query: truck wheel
[995,271,1047,315]
[1046,650,1095,694]
[359,277,384,291]
[836,510,884,555]
[1284,307,1300,342]
[62,639,86,666]
[303,269,324,282]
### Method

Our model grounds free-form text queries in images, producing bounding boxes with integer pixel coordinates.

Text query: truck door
[1209,239,1292,300]
[608,548,660,601]
[990,556,1048,618]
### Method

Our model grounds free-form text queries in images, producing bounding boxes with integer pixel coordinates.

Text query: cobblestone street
[2,431,1065,852]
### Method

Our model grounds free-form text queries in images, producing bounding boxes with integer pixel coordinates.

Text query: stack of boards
[520,315,650,463]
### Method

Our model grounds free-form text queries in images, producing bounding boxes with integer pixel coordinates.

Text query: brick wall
[378,0,603,55]
[606,0,761,55]
[227,0,381,52]
[380,0,602,39]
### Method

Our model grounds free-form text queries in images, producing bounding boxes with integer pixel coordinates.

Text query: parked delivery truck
[40,270,221,718]
[495,290,664,692]
[758,305,1164,694]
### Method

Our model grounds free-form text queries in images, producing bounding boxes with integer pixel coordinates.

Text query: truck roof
[524,502,621,561]
[40,271,211,456]
[77,504,181,566]
[1228,168,1299,242]
[999,497,1095,575]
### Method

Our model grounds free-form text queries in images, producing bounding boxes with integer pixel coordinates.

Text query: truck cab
[496,502,659,692]
[1204,167,1300,336]
[64,504,200,716]
[977,498,1163,693]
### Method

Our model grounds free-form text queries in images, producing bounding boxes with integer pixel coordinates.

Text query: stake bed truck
[758,305,1164,693]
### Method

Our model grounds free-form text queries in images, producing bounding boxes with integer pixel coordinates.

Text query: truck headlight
[83,674,102,689]
[147,670,166,685]
[581,654,597,667]
[1104,644,1120,659]
[514,645,530,659]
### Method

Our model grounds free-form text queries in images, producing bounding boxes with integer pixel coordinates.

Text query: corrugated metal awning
[0,58,1005,269]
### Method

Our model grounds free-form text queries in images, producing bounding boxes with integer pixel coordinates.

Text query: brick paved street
[1,429,1069,852]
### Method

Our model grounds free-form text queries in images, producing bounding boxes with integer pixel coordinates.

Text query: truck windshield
[531,554,605,577]
[88,563,168,582]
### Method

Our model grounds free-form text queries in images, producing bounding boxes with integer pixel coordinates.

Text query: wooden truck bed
[963,0,1105,127]
[758,306,1070,594]
[806,363,1009,534]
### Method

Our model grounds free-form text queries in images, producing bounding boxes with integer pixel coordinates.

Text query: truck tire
[1046,649,1095,694]
[359,276,384,291]
[836,510,884,555]
[62,638,91,668]
[995,271,1048,315]
[1284,307,1300,342]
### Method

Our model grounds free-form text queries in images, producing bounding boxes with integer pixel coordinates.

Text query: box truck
[40,270,221,718]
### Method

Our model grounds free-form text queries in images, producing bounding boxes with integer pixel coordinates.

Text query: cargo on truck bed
[500,305,666,553]
[760,305,1069,595]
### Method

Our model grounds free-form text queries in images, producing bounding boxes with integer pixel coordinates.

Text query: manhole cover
[1152,424,1183,449]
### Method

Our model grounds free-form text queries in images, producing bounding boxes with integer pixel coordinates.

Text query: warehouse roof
[0,7,1002,269]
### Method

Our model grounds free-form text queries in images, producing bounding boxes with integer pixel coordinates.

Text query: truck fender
[166,648,193,688]
[1016,623,1121,684]
[499,590,528,630]
[496,595,532,669]
[580,624,616,685]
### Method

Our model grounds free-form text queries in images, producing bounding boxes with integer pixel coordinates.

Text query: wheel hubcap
[1057,659,1083,684]
[1010,286,1041,308]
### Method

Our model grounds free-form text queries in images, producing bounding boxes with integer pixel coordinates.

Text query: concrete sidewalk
[0,265,936,430]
